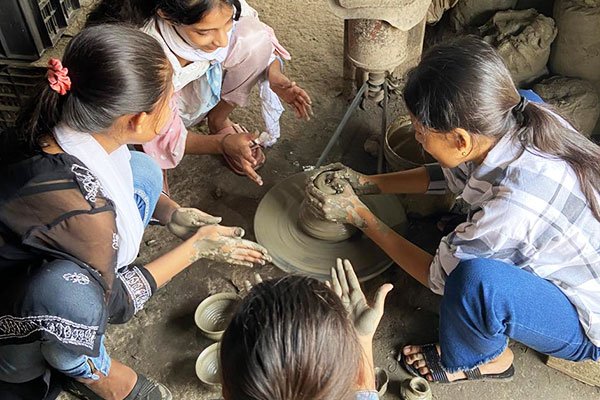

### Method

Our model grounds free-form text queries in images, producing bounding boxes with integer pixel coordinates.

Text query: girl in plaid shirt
[308,36,600,385]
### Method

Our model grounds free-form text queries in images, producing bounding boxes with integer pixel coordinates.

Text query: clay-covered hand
[168,208,222,240]
[330,258,393,339]
[243,273,264,292]
[308,163,380,195]
[306,178,370,228]
[192,225,272,267]
[221,130,263,186]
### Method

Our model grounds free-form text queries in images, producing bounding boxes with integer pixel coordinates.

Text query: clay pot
[384,116,456,217]
[400,377,432,400]
[195,343,221,386]
[298,200,357,242]
[194,293,240,341]
[384,115,434,171]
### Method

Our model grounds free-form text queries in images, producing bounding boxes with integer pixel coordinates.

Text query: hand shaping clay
[254,173,408,281]
[298,170,358,242]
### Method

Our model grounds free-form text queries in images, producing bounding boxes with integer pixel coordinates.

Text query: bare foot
[402,344,514,382]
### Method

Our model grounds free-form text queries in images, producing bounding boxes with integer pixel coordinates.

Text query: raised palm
[329,259,393,338]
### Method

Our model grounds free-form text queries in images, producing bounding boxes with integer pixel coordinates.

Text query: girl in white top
[87,0,312,186]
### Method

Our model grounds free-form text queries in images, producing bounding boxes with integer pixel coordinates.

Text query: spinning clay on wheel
[254,172,407,281]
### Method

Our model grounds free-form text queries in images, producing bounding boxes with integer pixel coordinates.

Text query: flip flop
[216,124,266,176]
[63,373,172,400]
[400,343,515,384]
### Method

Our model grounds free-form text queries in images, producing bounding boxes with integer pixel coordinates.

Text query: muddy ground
[55,0,600,399]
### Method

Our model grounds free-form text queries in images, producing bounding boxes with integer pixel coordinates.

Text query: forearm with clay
[146,225,271,288]
[368,166,431,195]
[184,130,231,155]
[357,336,377,391]
[358,208,433,287]
[314,164,430,196]
[152,193,180,225]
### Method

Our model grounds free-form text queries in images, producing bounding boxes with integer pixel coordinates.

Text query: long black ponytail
[404,36,600,220]
[86,0,242,27]
[11,24,171,159]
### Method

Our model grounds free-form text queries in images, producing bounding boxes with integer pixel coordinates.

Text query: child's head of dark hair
[87,0,242,27]
[403,35,600,220]
[15,24,172,153]
[220,276,361,400]
[404,35,518,139]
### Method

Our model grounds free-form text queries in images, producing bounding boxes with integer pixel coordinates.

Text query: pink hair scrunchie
[47,58,71,95]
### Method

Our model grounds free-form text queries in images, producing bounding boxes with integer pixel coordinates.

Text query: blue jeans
[131,150,163,227]
[0,151,162,383]
[440,259,600,372]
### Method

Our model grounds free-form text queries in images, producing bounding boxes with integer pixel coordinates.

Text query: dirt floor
[54,0,600,399]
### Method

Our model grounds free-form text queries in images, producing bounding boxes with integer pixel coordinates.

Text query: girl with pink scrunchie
[0,24,270,400]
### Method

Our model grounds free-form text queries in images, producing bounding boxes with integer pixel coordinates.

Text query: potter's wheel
[254,172,407,281]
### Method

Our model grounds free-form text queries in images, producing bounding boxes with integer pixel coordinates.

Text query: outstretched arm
[308,163,436,196]
[358,208,433,287]
[329,259,393,391]
[308,180,433,287]
[146,225,271,288]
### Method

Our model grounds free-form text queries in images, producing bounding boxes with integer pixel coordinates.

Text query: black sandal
[64,373,172,400]
[400,343,515,384]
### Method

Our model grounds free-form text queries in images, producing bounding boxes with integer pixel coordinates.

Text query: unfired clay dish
[195,342,221,386]
[194,293,240,341]
[375,367,389,397]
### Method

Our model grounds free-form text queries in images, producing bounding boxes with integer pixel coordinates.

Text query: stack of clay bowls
[194,292,241,386]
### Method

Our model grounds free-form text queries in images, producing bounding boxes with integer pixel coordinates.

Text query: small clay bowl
[195,343,221,386]
[400,376,432,400]
[375,367,389,397]
[194,293,240,341]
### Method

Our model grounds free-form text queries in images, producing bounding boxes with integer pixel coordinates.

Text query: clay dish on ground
[194,293,240,341]
[195,342,221,386]
[401,376,432,400]
[375,367,389,397]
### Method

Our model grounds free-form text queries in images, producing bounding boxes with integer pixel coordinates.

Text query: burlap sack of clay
[534,76,600,138]
[479,9,557,86]
[516,0,554,16]
[549,0,600,133]
[550,0,600,83]
[449,0,517,30]
[427,0,459,25]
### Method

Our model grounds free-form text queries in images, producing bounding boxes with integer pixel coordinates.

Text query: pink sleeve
[262,22,291,61]
[142,93,188,170]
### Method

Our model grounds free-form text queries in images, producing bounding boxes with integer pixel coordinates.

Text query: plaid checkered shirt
[425,134,600,346]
